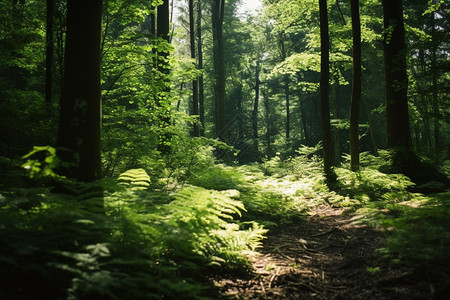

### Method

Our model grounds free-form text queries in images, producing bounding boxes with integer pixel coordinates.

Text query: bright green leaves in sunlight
[22,146,63,179]
[118,168,151,190]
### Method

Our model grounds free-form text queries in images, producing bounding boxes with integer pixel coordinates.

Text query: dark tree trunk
[189,0,199,137]
[157,0,171,152]
[279,36,290,141]
[45,0,55,105]
[252,61,260,154]
[430,12,439,155]
[331,80,340,165]
[57,0,103,182]
[319,0,334,178]
[350,0,361,171]
[262,87,272,157]
[285,77,290,140]
[211,0,226,143]
[197,0,205,136]
[383,0,411,150]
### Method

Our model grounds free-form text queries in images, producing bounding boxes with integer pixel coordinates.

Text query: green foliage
[188,164,248,191]
[21,146,64,179]
[118,168,151,190]
[0,168,265,299]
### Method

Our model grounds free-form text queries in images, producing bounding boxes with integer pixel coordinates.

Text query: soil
[212,204,434,299]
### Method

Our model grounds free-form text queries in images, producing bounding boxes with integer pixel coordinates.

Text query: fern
[118,168,151,190]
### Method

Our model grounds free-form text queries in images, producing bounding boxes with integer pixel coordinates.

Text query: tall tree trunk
[189,0,199,137]
[383,0,411,150]
[262,86,272,157]
[279,36,290,141]
[350,0,361,171]
[197,0,205,136]
[252,61,260,154]
[319,0,334,178]
[57,0,103,182]
[285,77,290,141]
[211,0,226,143]
[430,12,439,156]
[157,0,171,152]
[45,0,55,105]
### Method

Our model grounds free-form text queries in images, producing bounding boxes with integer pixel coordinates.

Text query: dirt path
[214,204,429,299]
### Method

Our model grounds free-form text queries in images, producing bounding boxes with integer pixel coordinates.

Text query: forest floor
[212,204,432,300]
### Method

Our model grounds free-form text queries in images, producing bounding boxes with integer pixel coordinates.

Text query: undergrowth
[0,168,266,299]
[1,147,449,298]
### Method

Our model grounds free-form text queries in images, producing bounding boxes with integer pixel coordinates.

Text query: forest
[0,0,449,298]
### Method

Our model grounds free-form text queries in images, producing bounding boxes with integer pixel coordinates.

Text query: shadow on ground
[213,204,433,299]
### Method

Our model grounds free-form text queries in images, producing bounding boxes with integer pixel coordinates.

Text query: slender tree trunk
[383,0,411,150]
[331,80,340,165]
[189,0,199,137]
[252,61,260,154]
[211,0,226,143]
[57,0,103,182]
[297,73,310,145]
[430,12,439,156]
[197,0,205,136]
[262,86,272,157]
[45,0,55,105]
[300,98,308,144]
[319,0,334,178]
[236,85,244,144]
[285,77,290,140]
[279,36,290,141]
[157,0,171,152]
[350,0,361,171]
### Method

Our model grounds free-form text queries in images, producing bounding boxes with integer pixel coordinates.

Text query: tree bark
[319,0,334,178]
[262,86,272,157]
[279,36,290,141]
[197,0,205,136]
[383,0,411,150]
[45,0,55,105]
[211,0,226,143]
[157,0,171,152]
[189,0,199,137]
[430,12,439,155]
[57,0,103,182]
[350,0,361,171]
[252,61,260,154]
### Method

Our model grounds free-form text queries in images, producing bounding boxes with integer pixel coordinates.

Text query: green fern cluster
[0,168,266,299]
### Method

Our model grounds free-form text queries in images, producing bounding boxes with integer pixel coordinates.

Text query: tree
[157,0,171,152]
[45,0,55,105]
[189,0,199,137]
[252,60,261,154]
[197,0,205,135]
[382,0,411,150]
[57,0,103,182]
[318,0,334,178]
[211,0,226,143]
[349,0,361,171]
